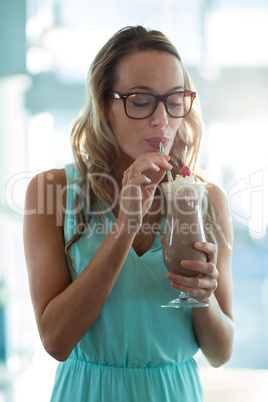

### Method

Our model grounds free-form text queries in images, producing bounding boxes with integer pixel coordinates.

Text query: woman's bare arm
[166,183,234,367]
[191,184,234,367]
[24,169,136,361]
[24,154,170,361]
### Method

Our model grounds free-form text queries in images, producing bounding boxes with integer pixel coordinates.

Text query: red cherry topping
[179,165,191,177]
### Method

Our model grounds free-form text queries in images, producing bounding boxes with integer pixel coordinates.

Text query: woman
[24,26,234,401]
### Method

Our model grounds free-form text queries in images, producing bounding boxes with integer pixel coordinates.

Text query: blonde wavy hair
[66,25,220,267]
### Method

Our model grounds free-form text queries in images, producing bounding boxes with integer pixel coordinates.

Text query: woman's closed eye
[132,101,152,109]
[167,101,183,109]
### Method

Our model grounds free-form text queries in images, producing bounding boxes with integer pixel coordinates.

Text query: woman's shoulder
[197,170,228,210]
[206,181,228,206]
[27,163,83,190]
[24,165,83,232]
[27,168,67,191]
[25,168,67,224]
[205,181,233,242]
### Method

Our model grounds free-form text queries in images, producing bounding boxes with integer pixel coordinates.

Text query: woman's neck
[114,150,135,186]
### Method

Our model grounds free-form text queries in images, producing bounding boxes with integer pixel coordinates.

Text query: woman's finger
[180,259,218,278]
[168,273,218,302]
[124,153,172,179]
[194,242,217,265]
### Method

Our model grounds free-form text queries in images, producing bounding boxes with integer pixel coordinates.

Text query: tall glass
[161,181,208,308]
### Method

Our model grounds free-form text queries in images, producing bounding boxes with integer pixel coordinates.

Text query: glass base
[161,293,209,308]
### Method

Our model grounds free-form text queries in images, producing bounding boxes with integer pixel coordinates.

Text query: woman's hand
[117,152,172,233]
[164,183,234,368]
[166,241,219,304]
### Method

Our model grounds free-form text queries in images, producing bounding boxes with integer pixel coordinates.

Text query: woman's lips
[146,137,170,150]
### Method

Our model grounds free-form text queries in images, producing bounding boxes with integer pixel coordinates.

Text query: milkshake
[162,166,207,277]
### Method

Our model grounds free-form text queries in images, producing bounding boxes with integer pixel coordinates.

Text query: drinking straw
[158,142,173,182]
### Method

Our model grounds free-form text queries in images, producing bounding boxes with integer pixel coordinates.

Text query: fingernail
[195,242,203,248]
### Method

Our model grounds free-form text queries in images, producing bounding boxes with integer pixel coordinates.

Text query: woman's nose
[150,101,168,128]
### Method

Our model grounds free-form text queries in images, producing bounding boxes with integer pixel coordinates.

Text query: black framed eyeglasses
[108,90,196,119]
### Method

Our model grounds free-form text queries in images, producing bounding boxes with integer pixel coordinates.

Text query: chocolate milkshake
[162,166,207,277]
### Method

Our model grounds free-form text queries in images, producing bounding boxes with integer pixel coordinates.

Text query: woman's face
[106,51,184,162]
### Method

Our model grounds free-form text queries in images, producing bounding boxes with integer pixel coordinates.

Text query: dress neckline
[99,202,164,258]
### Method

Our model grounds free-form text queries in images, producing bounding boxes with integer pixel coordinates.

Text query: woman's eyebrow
[128,85,185,92]
[173,85,184,90]
[128,85,153,91]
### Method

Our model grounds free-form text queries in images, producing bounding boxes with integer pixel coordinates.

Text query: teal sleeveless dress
[50,164,204,402]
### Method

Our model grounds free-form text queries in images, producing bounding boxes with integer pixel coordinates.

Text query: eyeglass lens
[126,93,192,118]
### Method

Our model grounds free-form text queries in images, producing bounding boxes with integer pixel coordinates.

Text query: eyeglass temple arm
[185,91,196,99]
[109,91,121,99]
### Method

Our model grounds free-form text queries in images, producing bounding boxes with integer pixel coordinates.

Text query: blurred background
[0,0,268,401]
